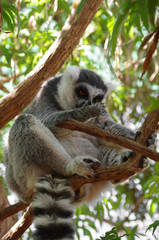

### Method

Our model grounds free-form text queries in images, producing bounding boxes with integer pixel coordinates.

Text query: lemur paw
[147,133,157,147]
[121,152,149,170]
[134,131,141,140]
[121,151,149,168]
[66,156,100,179]
[134,131,156,147]
[81,102,105,119]
[139,156,149,168]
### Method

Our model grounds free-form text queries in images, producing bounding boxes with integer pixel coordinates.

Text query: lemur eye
[79,90,85,96]
[94,98,100,102]
[93,95,103,103]
[75,86,88,99]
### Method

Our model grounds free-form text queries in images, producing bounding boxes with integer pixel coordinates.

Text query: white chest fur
[58,130,100,160]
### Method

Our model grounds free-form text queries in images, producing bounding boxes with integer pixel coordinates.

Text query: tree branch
[1,206,33,240]
[0,0,103,129]
[58,118,159,162]
[68,109,159,189]
[0,202,29,223]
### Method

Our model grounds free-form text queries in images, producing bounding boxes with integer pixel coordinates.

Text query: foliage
[0,0,159,239]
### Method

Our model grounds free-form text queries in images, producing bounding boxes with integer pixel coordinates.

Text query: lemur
[4,66,153,240]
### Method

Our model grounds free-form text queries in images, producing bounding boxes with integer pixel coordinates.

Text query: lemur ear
[62,65,80,82]
[105,81,117,94]
[57,66,81,110]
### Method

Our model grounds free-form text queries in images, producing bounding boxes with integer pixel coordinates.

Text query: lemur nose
[87,100,92,105]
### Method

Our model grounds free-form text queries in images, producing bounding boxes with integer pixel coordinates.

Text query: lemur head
[56,66,116,110]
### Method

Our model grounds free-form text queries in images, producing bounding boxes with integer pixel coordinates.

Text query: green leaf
[1,9,14,32]
[77,0,86,16]
[154,162,159,174]
[58,0,70,14]
[146,220,159,234]
[8,4,21,33]
[0,45,12,65]
[143,175,156,191]
[148,0,157,27]
[2,2,21,33]
[111,1,136,55]
[83,228,93,239]
[146,97,159,112]
[6,8,16,26]
[139,0,149,30]
[107,16,115,36]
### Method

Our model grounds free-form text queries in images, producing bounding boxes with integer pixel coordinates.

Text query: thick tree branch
[68,109,159,189]
[0,0,103,129]
[58,119,159,162]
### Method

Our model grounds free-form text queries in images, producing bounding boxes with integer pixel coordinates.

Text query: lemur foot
[140,156,149,168]
[147,133,157,147]
[134,131,156,147]
[121,151,149,169]
[66,156,100,179]
[134,130,141,140]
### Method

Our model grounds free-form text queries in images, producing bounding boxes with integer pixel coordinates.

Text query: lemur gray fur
[4,66,151,240]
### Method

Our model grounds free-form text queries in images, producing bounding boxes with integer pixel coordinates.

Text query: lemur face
[56,66,115,110]
[74,82,106,108]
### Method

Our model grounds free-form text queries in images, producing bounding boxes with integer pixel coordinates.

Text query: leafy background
[0,0,159,239]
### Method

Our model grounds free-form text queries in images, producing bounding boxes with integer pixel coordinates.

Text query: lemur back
[4,66,146,240]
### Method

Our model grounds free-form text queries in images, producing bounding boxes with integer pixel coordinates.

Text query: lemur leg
[97,111,150,168]
[99,144,131,166]
[7,114,98,201]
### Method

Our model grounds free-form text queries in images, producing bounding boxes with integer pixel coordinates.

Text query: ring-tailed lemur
[4,66,150,240]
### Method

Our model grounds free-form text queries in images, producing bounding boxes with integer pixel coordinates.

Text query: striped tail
[32,175,75,240]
